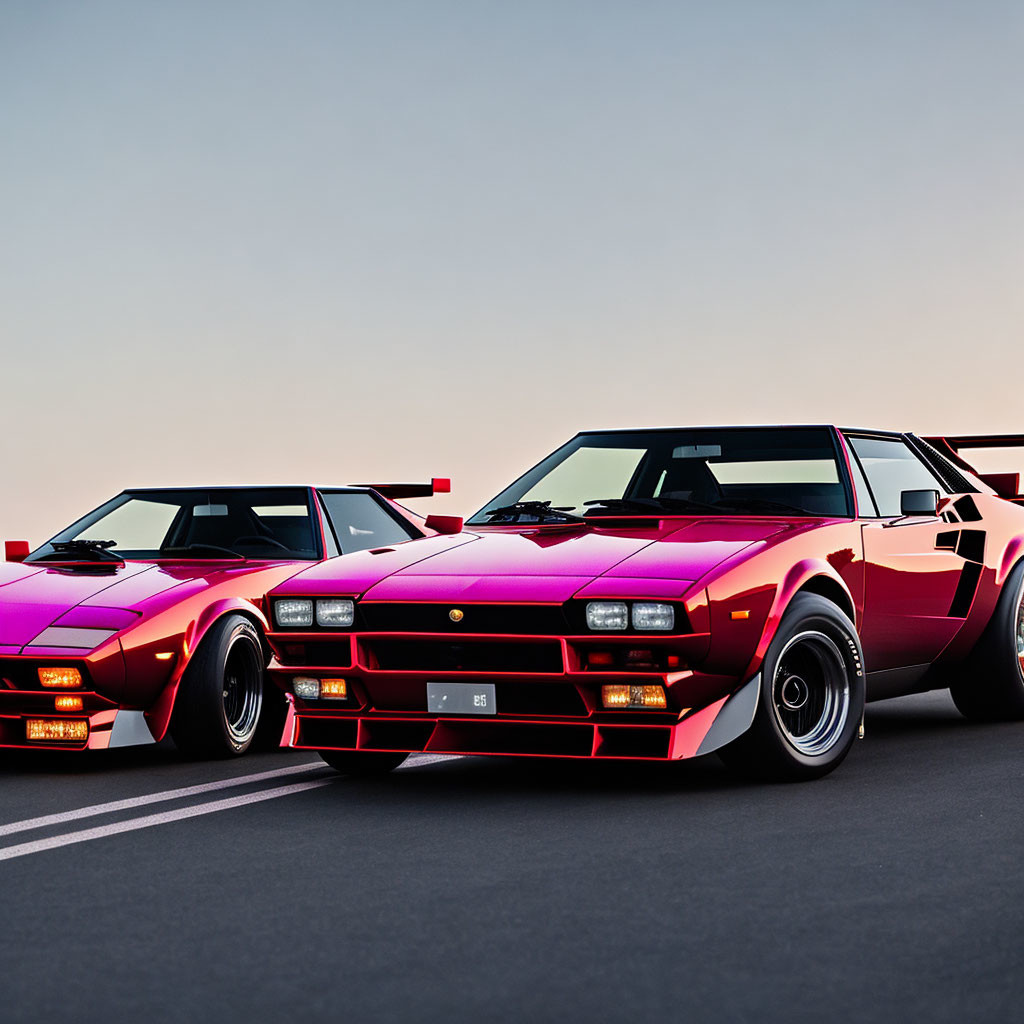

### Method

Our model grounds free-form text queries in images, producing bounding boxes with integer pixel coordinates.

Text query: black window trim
[29,485,325,562]
[840,431,948,520]
[470,425,855,523]
[843,442,879,518]
[905,434,979,495]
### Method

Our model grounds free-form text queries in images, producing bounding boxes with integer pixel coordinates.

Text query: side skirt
[865,664,931,702]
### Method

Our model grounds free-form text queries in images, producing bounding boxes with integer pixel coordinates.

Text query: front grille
[357,602,690,636]
[292,716,677,760]
[274,641,353,667]
[363,639,564,674]
[358,603,569,635]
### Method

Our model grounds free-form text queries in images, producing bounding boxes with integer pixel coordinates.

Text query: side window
[319,497,340,558]
[846,450,878,517]
[847,437,945,517]
[319,492,416,555]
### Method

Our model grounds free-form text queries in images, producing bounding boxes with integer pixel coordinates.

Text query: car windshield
[468,427,852,523]
[28,487,321,561]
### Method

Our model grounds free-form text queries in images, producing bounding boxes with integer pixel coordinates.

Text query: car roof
[573,425,907,437]
[120,485,372,492]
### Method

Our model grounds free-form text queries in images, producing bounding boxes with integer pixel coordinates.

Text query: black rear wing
[355,478,451,500]
[924,435,1023,500]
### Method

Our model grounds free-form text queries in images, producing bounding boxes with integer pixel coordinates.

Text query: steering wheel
[231,535,292,552]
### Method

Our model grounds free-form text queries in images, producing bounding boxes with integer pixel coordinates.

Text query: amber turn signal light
[38,667,83,689]
[320,679,348,699]
[601,684,667,709]
[54,695,84,711]
[26,718,89,742]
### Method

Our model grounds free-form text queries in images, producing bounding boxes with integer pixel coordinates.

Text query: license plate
[426,682,496,715]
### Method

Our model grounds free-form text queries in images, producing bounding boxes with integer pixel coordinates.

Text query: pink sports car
[264,427,1024,781]
[1,480,450,756]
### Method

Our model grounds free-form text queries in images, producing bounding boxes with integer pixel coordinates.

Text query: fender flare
[998,536,1024,586]
[698,562,857,755]
[144,598,271,742]
[741,558,856,681]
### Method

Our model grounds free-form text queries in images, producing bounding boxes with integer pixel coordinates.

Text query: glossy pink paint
[0,484,444,751]
[266,429,1024,764]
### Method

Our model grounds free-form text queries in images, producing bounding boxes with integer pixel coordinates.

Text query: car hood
[276,520,791,604]
[0,559,285,651]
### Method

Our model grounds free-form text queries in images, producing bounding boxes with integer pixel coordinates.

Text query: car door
[844,434,973,675]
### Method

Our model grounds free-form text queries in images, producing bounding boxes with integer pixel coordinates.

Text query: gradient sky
[1,1,1022,542]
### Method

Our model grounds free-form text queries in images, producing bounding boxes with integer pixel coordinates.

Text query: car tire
[251,681,290,751]
[170,614,265,758]
[318,750,409,775]
[719,593,865,782]
[950,559,1024,721]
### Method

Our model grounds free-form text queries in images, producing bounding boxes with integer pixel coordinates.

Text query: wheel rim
[1016,586,1024,679]
[222,636,262,744]
[771,630,850,756]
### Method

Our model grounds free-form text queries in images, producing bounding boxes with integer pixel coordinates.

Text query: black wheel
[251,680,290,750]
[318,750,409,775]
[719,593,865,781]
[170,614,265,758]
[950,559,1024,721]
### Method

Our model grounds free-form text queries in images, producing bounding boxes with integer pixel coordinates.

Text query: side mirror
[900,489,939,517]
[5,540,30,562]
[424,514,464,535]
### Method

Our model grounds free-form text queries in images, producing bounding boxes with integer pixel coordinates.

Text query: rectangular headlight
[632,602,675,631]
[276,599,314,627]
[586,601,629,631]
[292,677,320,699]
[316,599,355,627]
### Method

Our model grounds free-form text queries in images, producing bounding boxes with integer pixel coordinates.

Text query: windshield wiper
[483,501,585,523]
[584,497,721,516]
[159,544,246,560]
[711,498,814,515]
[47,540,123,562]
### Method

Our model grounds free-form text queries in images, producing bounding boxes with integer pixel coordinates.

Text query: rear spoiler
[924,435,1023,499]
[356,478,451,500]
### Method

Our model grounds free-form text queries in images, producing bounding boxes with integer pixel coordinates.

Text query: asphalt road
[0,691,1020,1024]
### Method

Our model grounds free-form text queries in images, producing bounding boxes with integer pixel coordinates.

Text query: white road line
[0,754,462,838]
[0,779,336,862]
[0,761,326,837]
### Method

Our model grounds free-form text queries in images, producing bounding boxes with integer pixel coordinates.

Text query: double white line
[0,754,457,863]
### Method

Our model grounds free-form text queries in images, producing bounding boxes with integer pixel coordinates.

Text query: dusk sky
[2,1,1021,541]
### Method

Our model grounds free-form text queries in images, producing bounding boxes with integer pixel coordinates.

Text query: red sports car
[1,480,451,756]
[265,427,1024,780]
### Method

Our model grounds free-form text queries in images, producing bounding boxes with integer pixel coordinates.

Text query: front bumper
[267,628,757,762]
[287,703,735,760]
[0,691,155,750]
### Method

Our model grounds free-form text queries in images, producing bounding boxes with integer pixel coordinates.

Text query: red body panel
[0,485,440,750]
[265,429,1024,763]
